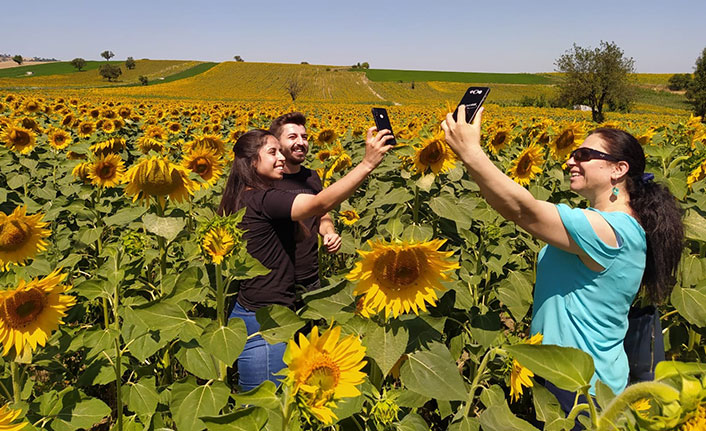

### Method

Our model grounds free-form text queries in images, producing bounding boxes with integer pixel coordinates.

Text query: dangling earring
[612,186,619,197]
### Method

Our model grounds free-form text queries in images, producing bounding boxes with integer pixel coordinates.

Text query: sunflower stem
[154,203,168,293]
[10,361,22,404]
[113,250,124,431]
[412,185,420,224]
[215,262,228,380]
[462,347,497,417]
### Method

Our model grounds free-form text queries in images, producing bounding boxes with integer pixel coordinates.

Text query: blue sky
[3,0,704,73]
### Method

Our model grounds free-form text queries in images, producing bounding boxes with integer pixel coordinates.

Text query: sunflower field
[1,90,706,431]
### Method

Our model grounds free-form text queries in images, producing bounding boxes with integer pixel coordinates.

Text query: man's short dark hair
[269,112,307,139]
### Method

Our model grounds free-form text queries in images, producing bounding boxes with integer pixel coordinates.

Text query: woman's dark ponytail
[217,129,275,216]
[591,128,684,304]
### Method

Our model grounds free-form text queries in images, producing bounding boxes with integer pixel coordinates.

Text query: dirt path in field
[0,61,54,69]
[360,74,400,105]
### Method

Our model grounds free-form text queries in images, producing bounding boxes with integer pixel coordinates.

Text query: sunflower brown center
[1,288,46,329]
[374,249,425,290]
[193,158,211,175]
[492,132,508,148]
[10,130,31,146]
[556,130,574,150]
[142,165,184,195]
[0,220,29,252]
[80,124,93,134]
[99,163,116,179]
[420,141,444,165]
[517,154,532,175]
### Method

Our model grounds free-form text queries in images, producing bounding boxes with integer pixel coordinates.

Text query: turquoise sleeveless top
[530,204,646,395]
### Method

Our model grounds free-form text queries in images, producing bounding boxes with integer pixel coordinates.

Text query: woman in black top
[218,127,393,390]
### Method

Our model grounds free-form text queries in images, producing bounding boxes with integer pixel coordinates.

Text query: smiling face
[277,123,309,168]
[566,134,620,200]
[254,136,286,182]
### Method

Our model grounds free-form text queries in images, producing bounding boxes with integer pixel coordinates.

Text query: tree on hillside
[99,63,122,82]
[284,74,307,102]
[686,47,706,121]
[234,55,244,62]
[70,58,86,71]
[125,57,136,70]
[555,41,635,123]
[12,55,22,65]
[101,50,115,61]
[139,75,148,86]
[668,73,692,91]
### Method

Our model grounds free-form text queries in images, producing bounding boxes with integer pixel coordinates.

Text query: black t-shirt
[237,188,297,310]
[274,167,323,281]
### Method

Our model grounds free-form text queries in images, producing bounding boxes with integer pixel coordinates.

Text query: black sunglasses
[570,147,620,162]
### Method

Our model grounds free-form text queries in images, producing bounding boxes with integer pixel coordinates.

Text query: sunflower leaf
[201,406,268,431]
[684,210,706,243]
[175,341,220,380]
[142,213,186,242]
[364,321,409,377]
[400,341,467,401]
[478,403,538,431]
[126,377,160,417]
[170,377,230,431]
[201,318,247,365]
[256,305,305,344]
[671,285,706,327]
[504,344,594,393]
[52,396,112,431]
[496,270,534,322]
[233,381,279,409]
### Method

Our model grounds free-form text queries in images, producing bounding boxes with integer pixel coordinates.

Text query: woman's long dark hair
[217,129,276,216]
[590,127,684,303]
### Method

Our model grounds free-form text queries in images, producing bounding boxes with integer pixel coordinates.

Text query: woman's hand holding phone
[441,106,485,163]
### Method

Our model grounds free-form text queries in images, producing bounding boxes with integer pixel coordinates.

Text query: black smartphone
[371,107,397,145]
[452,86,490,123]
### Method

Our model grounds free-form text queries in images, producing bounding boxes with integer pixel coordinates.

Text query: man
[269,112,341,292]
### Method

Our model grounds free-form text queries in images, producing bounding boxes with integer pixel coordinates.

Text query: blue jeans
[229,301,287,391]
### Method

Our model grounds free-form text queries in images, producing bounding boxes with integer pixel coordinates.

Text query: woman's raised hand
[441,106,484,162]
[362,126,394,169]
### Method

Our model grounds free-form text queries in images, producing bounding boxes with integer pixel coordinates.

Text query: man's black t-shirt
[273,167,323,282]
[237,188,297,310]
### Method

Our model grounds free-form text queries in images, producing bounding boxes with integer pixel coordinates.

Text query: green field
[0,61,125,78]
[364,69,556,84]
[123,62,218,86]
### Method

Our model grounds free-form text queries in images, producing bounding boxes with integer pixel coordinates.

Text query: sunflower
[202,227,235,264]
[636,129,656,146]
[0,269,75,356]
[88,154,125,188]
[412,132,457,176]
[549,122,584,160]
[118,107,132,118]
[61,113,75,128]
[1,126,35,154]
[136,136,165,154]
[167,122,181,134]
[143,125,168,141]
[631,398,651,418]
[183,135,226,157]
[283,325,367,425]
[181,147,224,189]
[123,156,195,208]
[508,144,545,186]
[66,151,87,160]
[316,129,338,146]
[339,210,360,226]
[0,403,28,431]
[0,206,51,271]
[77,121,95,138]
[100,119,116,134]
[509,333,543,402]
[330,153,352,173]
[316,149,332,163]
[681,404,706,431]
[486,125,513,154]
[347,239,459,318]
[90,137,126,157]
[22,99,41,115]
[48,128,72,150]
[72,162,92,183]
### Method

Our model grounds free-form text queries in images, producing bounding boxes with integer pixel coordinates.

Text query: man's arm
[319,213,341,253]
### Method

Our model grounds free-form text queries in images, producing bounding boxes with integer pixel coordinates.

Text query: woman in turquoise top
[441,108,683,412]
